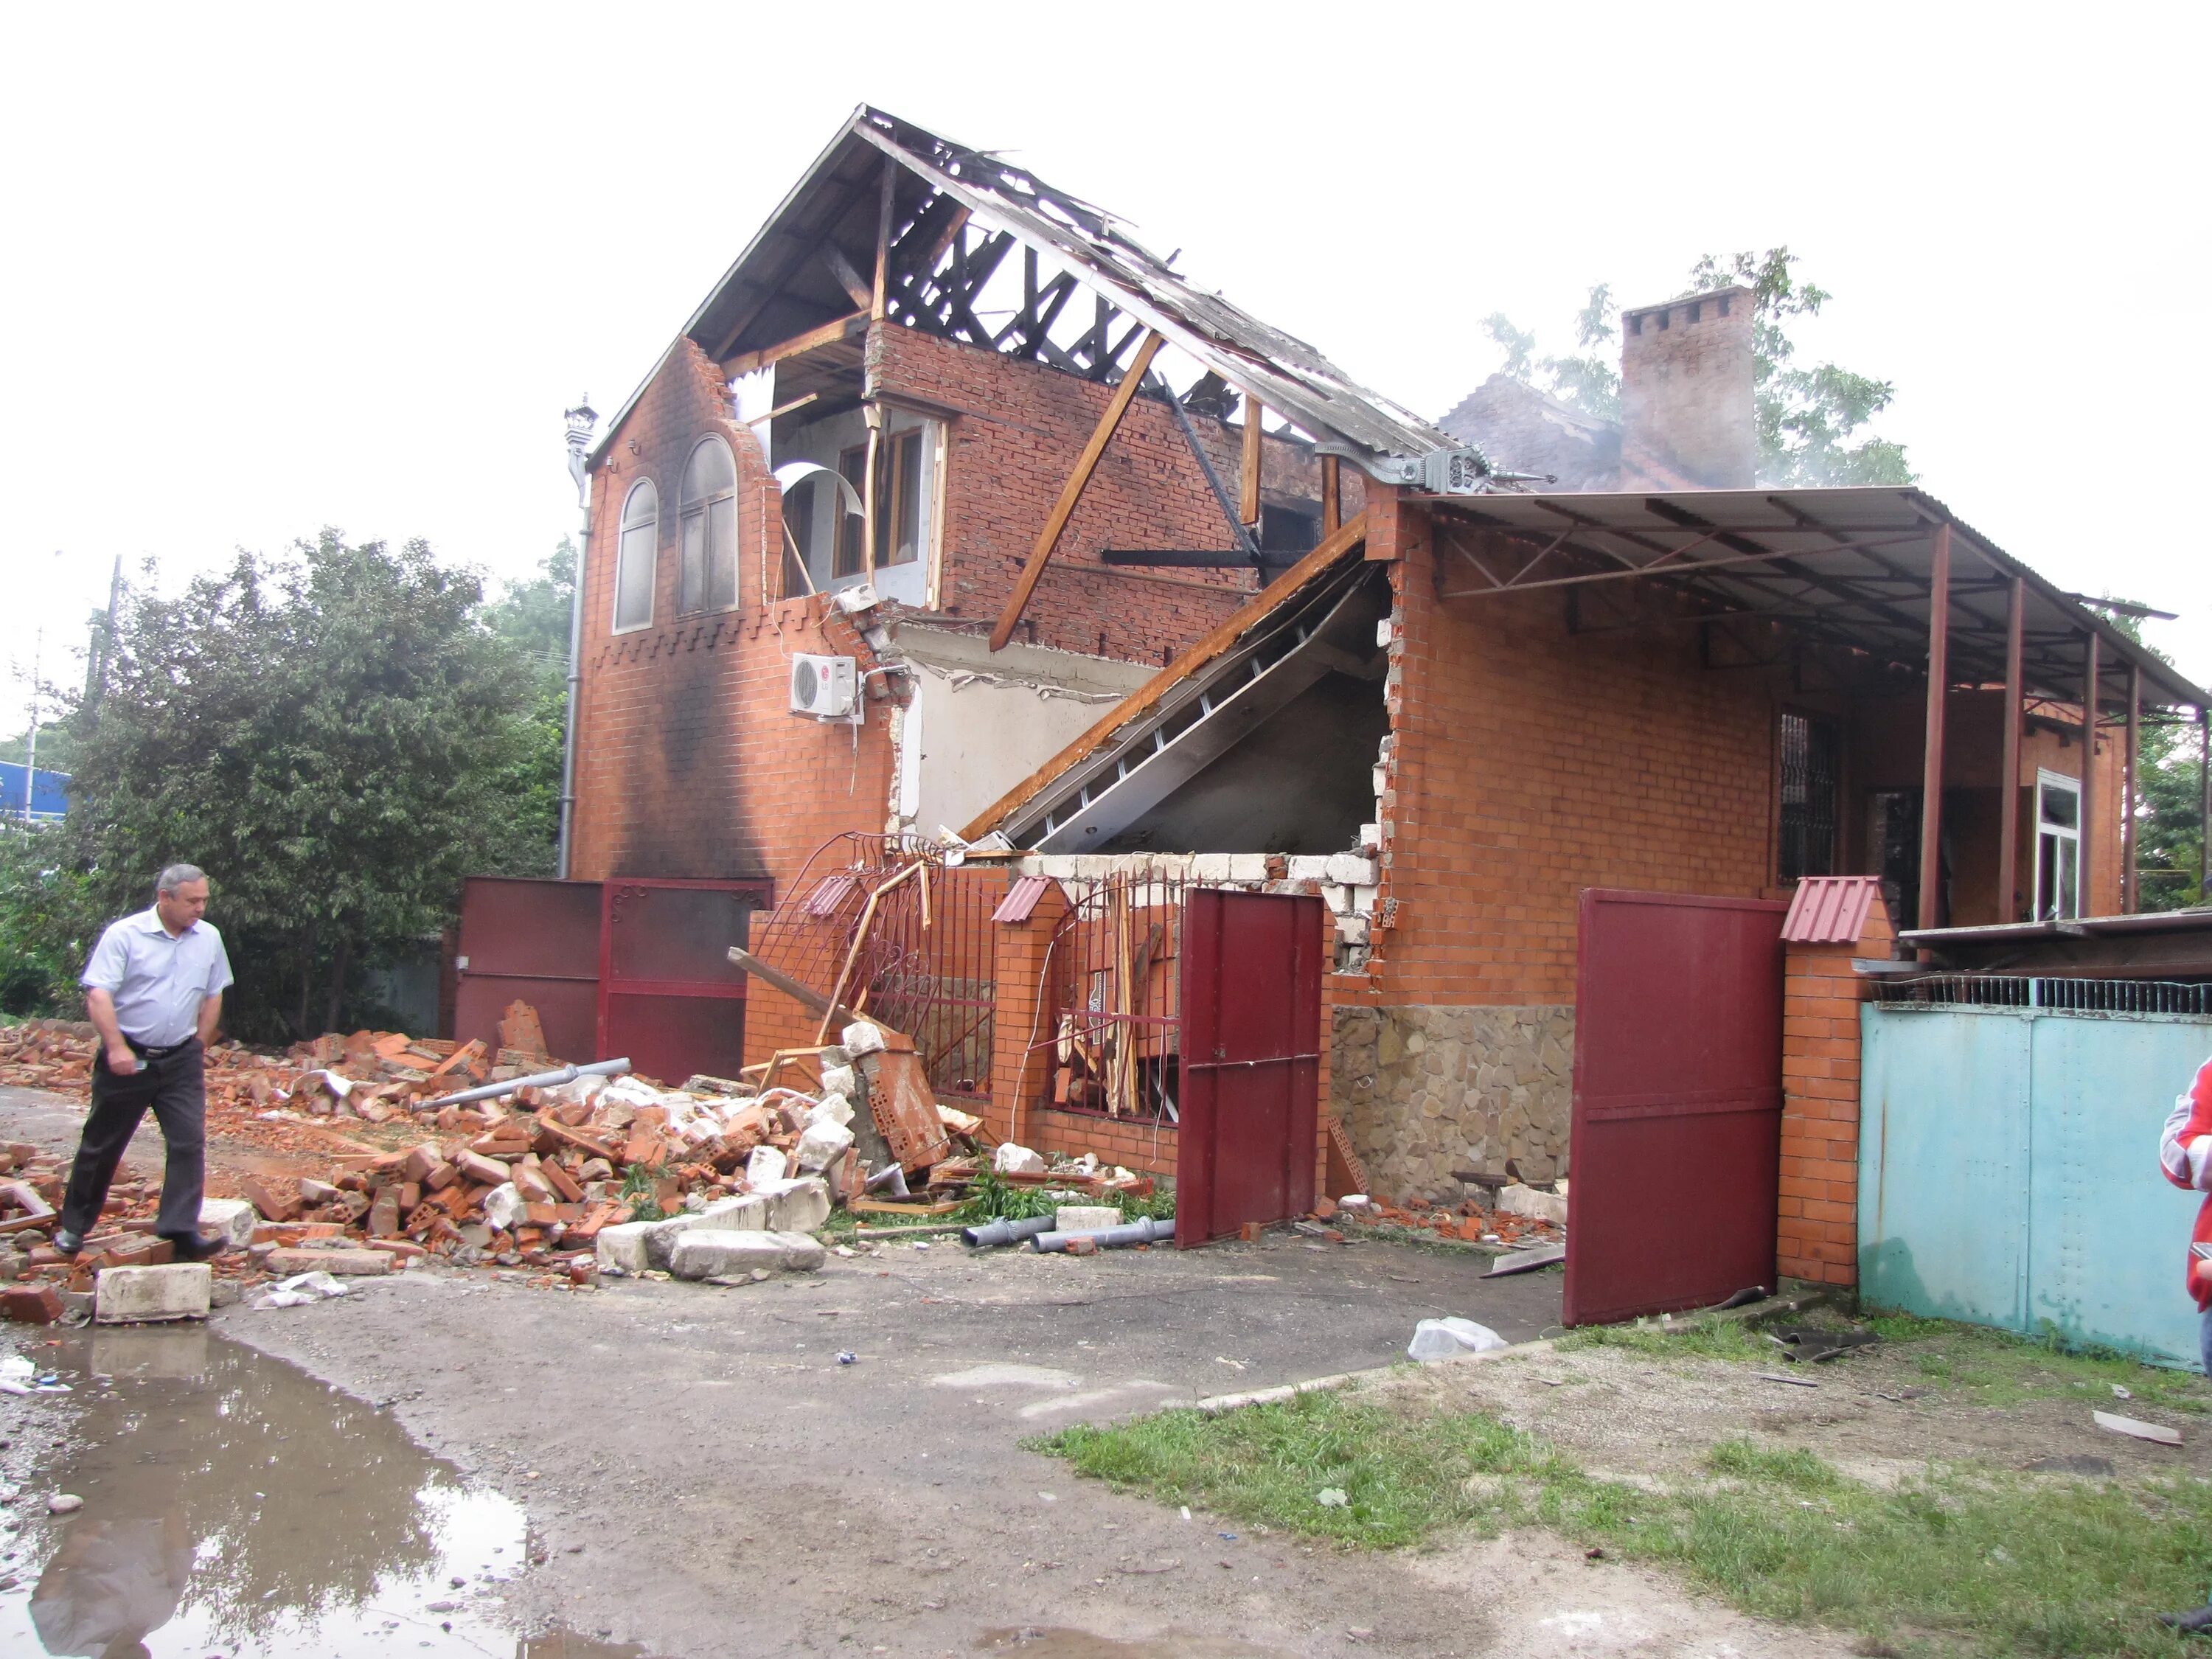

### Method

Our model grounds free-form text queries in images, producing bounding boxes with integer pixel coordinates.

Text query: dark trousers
[60,1038,206,1239]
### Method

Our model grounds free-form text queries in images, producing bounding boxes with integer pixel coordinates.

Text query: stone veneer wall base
[1332,1004,1574,1203]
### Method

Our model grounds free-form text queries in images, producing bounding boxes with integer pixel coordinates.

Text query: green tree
[476,540,573,876]
[0,824,98,1015]
[480,537,577,667]
[0,722,81,773]
[66,532,557,1040]
[1487,252,1912,487]
[2096,604,2203,912]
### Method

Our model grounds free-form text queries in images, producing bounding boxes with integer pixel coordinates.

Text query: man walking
[55,863,234,1262]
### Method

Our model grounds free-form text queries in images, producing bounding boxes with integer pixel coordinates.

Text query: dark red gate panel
[599,879,770,1086]
[1563,888,1787,1326]
[455,877,602,1063]
[1176,888,1325,1247]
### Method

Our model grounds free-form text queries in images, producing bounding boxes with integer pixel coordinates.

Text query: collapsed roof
[594,105,1490,490]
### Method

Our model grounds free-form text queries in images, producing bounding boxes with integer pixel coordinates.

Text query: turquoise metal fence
[1860,992,2212,1365]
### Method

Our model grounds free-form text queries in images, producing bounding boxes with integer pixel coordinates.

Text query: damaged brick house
[540,105,2206,1285]
[550,105,1495,1083]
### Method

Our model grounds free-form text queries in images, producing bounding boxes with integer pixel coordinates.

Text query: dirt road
[1,1081,1840,1658]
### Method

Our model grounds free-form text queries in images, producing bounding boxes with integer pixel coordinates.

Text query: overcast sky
[3,3,2205,734]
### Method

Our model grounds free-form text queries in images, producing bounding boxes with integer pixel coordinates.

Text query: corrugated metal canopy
[594,106,1469,479]
[1782,875,1882,945]
[1421,487,2208,713]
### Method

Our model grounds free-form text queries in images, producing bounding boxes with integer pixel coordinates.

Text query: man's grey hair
[155,863,207,897]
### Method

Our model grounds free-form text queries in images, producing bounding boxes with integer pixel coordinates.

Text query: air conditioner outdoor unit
[790,654,858,719]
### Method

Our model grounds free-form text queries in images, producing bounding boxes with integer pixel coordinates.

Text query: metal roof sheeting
[1782,876,1884,945]
[991,874,1058,924]
[1422,487,2208,712]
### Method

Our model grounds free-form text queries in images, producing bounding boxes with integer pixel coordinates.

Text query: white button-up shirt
[79,908,235,1048]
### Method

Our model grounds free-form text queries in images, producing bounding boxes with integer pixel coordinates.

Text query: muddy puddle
[0,1324,647,1658]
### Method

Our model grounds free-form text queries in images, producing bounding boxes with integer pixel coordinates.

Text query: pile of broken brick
[0,1009,1026,1321]
[1315,1185,1566,1250]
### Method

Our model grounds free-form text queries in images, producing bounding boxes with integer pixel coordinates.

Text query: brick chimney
[1618,285,1755,489]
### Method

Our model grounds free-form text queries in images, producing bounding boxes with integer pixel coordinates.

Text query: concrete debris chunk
[995,1142,1047,1176]
[796,1118,855,1172]
[668,1229,827,1280]
[594,1221,655,1276]
[262,1248,391,1278]
[641,1212,705,1271]
[94,1263,213,1324]
[1496,1184,1568,1226]
[198,1199,260,1248]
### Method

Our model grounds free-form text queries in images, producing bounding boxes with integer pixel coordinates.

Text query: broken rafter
[720,310,868,378]
[821,243,873,310]
[1149,369,1261,563]
[990,330,1167,652]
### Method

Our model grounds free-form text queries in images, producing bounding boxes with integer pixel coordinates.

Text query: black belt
[124,1035,200,1059]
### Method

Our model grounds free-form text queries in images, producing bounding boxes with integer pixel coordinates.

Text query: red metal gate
[600,879,770,1086]
[1176,888,1325,1247]
[454,877,602,1063]
[1563,888,1787,1325]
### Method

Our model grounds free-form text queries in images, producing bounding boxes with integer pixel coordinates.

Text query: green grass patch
[1705,1436,1843,1491]
[1560,1307,2212,1416]
[1037,1390,1565,1547]
[1557,1311,1770,1360]
[1862,1315,2212,1415]
[1040,1389,2212,1656]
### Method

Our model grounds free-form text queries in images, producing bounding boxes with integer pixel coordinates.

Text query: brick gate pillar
[1777,880,1896,1287]
[987,877,1069,1147]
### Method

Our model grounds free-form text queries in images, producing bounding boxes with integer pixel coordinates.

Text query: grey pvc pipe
[1032,1216,1172,1251]
[961,1214,1056,1248]
[419,1056,632,1111]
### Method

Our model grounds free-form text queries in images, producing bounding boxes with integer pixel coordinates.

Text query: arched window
[678,437,739,613]
[613,479,658,633]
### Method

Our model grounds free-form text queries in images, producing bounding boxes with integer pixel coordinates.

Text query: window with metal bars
[1778,710,1841,883]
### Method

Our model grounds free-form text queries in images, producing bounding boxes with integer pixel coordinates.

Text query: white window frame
[2034,767,2082,921]
[612,478,658,635]
[678,436,740,616]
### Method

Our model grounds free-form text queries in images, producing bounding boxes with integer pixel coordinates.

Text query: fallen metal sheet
[2093,1411,2182,1446]
[1483,1245,1566,1279]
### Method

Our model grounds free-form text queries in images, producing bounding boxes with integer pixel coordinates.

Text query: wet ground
[0,1083,1832,1658]
[0,1324,641,1658]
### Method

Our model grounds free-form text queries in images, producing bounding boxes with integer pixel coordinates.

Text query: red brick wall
[870,327,1359,664]
[1028,1106,1180,1179]
[1777,890,1895,1286]
[1368,494,1786,1009]
[571,338,902,1072]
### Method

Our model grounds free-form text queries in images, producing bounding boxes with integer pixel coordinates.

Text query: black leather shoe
[2158,1606,2212,1633]
[52,1229,83,1257]
[159,1233,223,1264]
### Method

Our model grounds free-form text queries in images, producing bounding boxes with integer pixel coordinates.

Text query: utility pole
[21,620,40,824]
